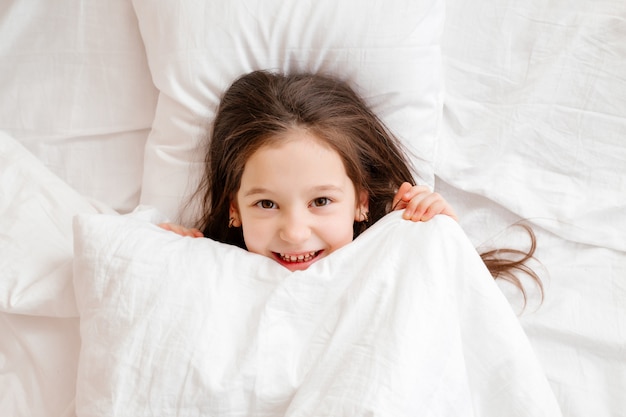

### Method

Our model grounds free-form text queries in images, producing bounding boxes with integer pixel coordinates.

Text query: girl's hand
[392,182,458,222]
[158,223,204,238]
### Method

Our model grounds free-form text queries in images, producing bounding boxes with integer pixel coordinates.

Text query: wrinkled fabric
[73,210,561,416]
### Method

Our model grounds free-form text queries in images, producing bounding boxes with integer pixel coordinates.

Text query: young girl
[161,70,540,295]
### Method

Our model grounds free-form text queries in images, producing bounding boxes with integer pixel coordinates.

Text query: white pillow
[132,0,445,224]
[0,0,158,213]
[72,210,561,416]
[0,132,111,317]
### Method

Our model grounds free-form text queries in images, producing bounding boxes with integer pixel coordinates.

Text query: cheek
[322,212,356,250]
[239,217,270,255]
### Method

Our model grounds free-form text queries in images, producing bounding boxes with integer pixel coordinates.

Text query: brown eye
[312,197,331,207]
[256,200,276,209]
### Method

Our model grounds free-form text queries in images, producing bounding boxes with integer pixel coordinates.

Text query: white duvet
[72,209,562,416]
[0,132,561,415]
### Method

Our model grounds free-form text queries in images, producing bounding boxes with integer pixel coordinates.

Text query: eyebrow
[242,187,270,197]
[242,184,344,197]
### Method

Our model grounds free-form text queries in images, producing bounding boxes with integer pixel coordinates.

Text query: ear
[354,190,370,222]
[229,201,242,227]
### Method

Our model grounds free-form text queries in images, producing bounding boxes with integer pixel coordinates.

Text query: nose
[279,210,311,244]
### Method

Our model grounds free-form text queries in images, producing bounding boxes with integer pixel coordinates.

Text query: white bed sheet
[436,178,626,417]
[437,0,626,251]
[0,0,158,213]
[0,314,79,417]
[0,134,94,416]
[1,0,625,416]
[436,1,626,414]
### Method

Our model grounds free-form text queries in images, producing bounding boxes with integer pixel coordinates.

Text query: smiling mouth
[275,250,321,264]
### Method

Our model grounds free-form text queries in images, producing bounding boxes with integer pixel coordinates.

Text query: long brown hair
[194,70,542,299]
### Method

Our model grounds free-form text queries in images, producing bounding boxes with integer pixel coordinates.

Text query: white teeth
[279,251,317,263]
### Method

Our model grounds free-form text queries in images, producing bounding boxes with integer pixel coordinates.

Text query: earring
[361,210,370,223]
[228,217,235,228]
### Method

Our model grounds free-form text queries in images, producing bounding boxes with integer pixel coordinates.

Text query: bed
[1,0,624,416]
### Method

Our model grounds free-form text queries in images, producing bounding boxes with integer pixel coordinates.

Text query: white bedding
[72,210,561,416]
[437,0,626,252]
[436,179,626,417]
[437,1,626,415]
[0,133,107,317]
[1,0,625,416]
[0,0,158,214]
[0,134,99,417]
[435,0,626,417]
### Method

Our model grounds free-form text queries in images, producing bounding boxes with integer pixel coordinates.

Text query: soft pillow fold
[0,132,109,317]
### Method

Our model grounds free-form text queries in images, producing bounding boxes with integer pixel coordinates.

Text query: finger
[158,223,175,232]
[180,227,203,237]
[407,193,440,221]
[158,223,204,238]
[392,182,413,210]
[407,192,446,221]
[442,205,459,222]
[402,190,432,220]
[413,197,446,221]
[415,195,459,222]
[190,228,204,238]
[402,184,431,200]
[417,193,458,221]
[400,186,432,214]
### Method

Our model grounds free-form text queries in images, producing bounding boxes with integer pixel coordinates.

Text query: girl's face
[231,129,368,271]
